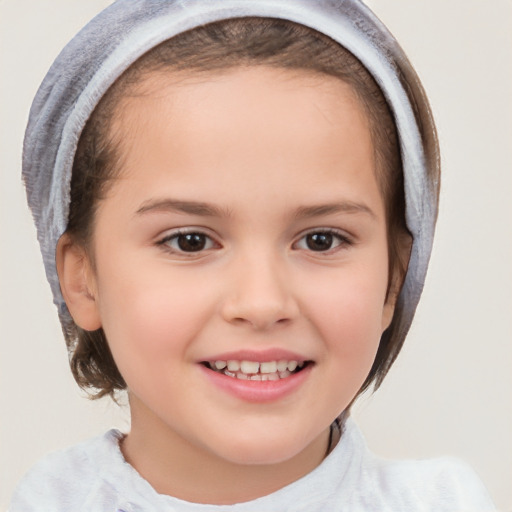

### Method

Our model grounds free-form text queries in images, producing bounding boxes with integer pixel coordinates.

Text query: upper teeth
[212,360,303,374]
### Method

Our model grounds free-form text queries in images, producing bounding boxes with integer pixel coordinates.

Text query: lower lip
[199,364,313,403]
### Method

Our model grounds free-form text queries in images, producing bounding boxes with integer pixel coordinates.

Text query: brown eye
[306,232,334,251]
[177,233,207,252]
[159,231,216,253]
[294,230,349,253]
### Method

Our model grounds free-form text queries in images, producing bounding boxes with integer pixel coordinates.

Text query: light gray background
[1,1,511,510]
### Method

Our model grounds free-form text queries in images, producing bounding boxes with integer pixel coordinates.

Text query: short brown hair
[66,17,412,399]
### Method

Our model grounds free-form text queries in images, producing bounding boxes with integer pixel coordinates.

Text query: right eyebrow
[135,198,232,218]
[293,201,377,220]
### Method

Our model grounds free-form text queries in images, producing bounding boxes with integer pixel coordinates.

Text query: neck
[121,395,331,504]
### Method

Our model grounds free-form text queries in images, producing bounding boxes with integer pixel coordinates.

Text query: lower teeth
[220,368,295,380]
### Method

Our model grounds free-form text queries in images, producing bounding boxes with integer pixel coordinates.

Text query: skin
[58,67,398,504]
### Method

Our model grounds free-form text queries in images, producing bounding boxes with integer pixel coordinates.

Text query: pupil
[178,233,206,252]
[307,233,333,251]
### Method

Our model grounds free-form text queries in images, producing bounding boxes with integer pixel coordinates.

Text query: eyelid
[154,226,353,255]
[292,227,353,252]
[156,227,221,254]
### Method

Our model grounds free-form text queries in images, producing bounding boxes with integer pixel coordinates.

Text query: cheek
[300,261,389,359]
[94,259,215,366]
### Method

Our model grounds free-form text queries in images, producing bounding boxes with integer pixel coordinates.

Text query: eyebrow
[293,201,376,220]
[135,198,376,220]
[135,199,232,217]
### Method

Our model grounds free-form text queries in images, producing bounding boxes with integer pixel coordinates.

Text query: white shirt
[9,419,495,512]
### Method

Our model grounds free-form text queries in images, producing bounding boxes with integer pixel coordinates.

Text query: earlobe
[56,234,102,331]
[382,232,412,332]
[381,266,401,332]
[381,294,397,332]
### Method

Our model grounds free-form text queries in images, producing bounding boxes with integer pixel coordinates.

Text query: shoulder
[339,421,496,511]
[362,451,495,511]
[8,429,125,512]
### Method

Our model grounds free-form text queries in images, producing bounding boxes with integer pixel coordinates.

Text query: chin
[208,430,318,467]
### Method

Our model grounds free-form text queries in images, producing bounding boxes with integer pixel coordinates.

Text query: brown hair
[65,17,411,399]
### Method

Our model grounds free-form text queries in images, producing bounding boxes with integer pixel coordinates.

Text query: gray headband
[23,0,439,357]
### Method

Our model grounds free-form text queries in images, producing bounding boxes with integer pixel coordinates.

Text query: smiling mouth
[202,359,311,381]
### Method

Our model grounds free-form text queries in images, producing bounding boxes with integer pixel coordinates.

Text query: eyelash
[156,228,352,256]
[293,229,352,253]
[156,229,219,256]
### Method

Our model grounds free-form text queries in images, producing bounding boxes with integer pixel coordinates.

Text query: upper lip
[199,348,310,363]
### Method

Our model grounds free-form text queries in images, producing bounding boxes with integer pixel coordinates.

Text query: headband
[23,0,439,358]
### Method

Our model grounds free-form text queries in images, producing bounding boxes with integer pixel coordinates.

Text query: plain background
[1,1,510,510]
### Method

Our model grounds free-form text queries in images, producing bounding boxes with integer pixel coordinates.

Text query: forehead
[116,65,366,123]
[97,66,382,221]
[111,66,373,175]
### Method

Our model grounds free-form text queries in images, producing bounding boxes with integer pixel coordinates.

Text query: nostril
[227,314,292,330]
[220,274,299,329]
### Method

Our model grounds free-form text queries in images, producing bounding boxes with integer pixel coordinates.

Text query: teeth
[287,361,298,372]
[260,361,277,373]
[208,359,308,379]
[227,360,240,372]
[240,360,260,374]
[277,360,288,372]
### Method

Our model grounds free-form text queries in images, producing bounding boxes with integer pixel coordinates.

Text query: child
[9,0,496,510]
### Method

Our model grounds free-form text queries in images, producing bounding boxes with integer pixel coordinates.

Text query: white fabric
[9,420,495,512]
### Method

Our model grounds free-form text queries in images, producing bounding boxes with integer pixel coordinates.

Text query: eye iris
[177,233,206,252]
[306,233,333,251]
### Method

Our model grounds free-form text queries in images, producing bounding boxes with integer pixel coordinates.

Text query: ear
[56,233,102,331]
[381,285,398,332]
[381,232,413,331]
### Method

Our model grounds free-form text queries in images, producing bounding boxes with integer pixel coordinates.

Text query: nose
[220,251,299,331]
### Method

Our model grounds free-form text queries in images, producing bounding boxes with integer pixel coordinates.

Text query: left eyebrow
[293,201,377,220]
[135,198,232,218]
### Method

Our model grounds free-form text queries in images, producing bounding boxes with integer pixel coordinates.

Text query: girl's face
[82,67,394,472]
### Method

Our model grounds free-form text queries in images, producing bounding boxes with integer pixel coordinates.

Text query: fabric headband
[23,0,439,352]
